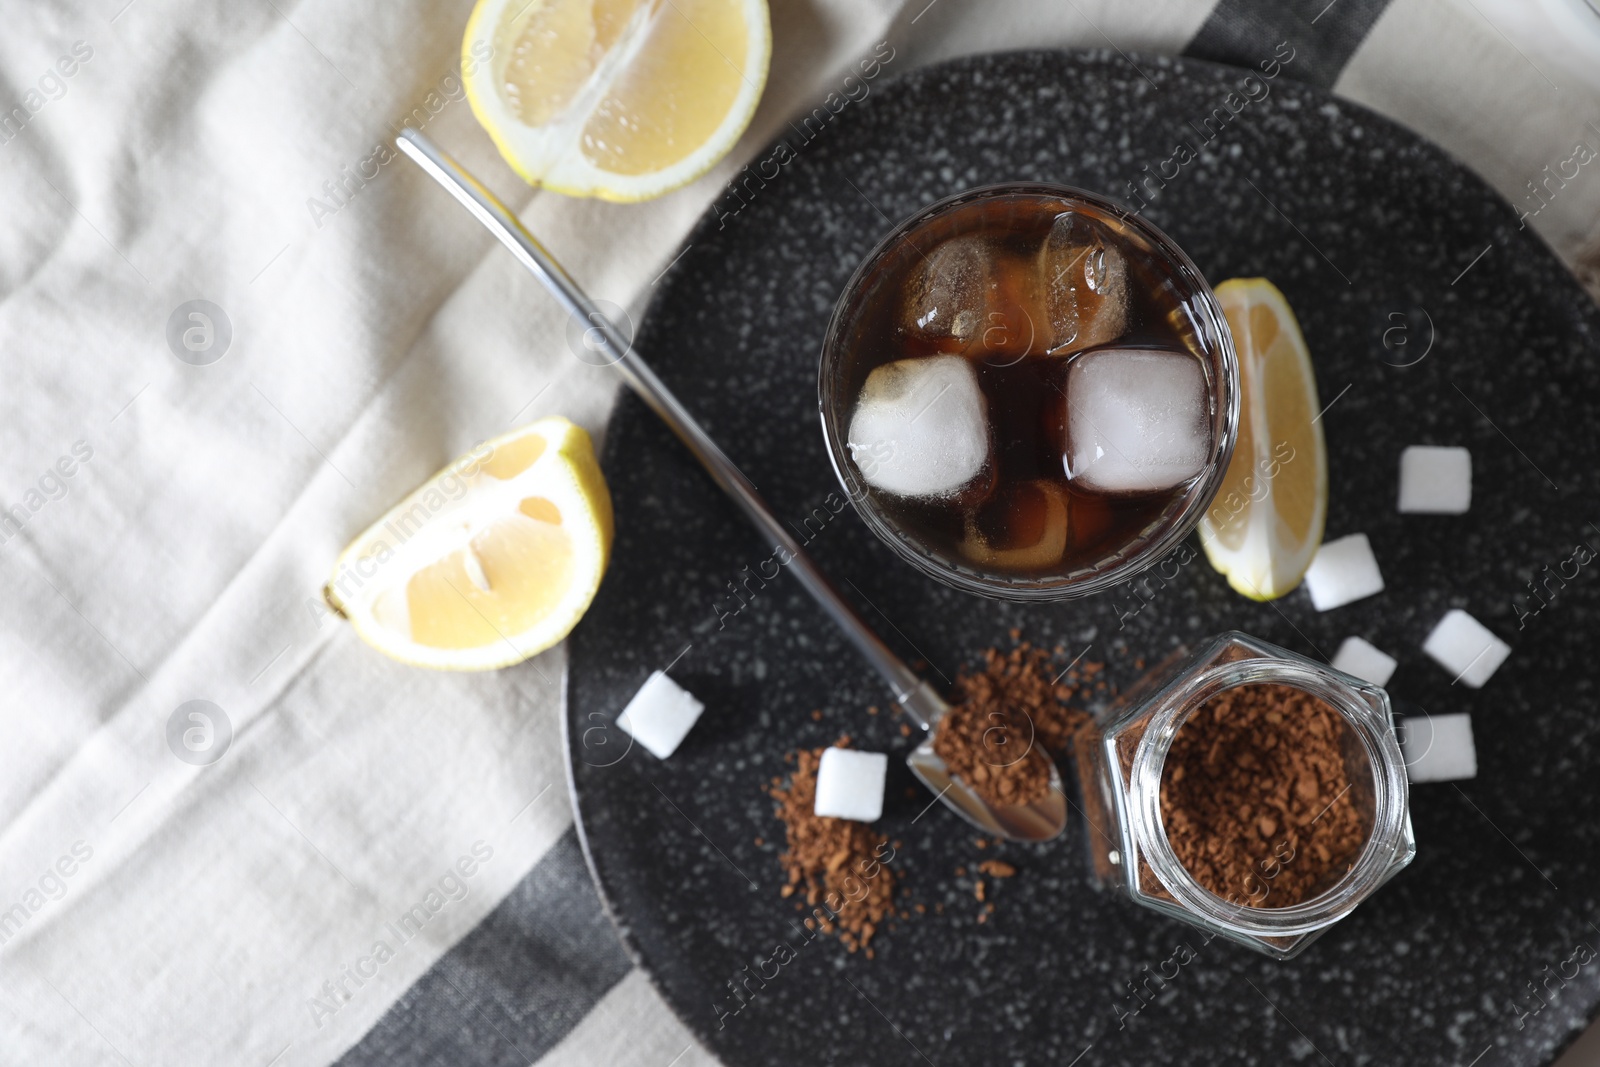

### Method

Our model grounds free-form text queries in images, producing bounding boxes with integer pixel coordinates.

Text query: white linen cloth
[0,0,1597,1065]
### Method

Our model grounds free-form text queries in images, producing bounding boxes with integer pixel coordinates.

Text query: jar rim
[1126,647,1412,937]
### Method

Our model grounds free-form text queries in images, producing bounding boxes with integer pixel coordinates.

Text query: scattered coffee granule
[932,640,1095,808]
[1160,683,1369,909]
[977,859,1016,878]
[770,744,896,955]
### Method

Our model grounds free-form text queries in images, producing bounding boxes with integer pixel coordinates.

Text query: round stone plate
[566,49,1600,1067]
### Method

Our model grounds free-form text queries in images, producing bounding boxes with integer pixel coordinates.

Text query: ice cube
[1422,609,1510,688]
[903,234,1050,360]
[959,480,1070,571]
[1063,347,1211,494]
[977,248,1042,359]
[615,671,704,760]
[1303,533,1385,610]
[1401,713,1477,783]
[900,234,991,351]
[813,747,888,822]
[847,355,989,498]
[1039,212,1129,356]
[1331,636,1397,687]
[1398,445,1471,514]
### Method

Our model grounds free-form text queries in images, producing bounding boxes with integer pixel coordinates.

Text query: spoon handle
[395,129,945,731]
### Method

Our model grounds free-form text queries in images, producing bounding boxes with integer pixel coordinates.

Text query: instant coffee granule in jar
[1159,682,1369,909]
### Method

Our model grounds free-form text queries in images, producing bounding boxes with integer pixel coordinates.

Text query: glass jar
[1074,631,1416,959]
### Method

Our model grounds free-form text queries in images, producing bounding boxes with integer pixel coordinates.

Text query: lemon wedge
[327,417,613,670]
[1198,278,1328,601]
[462,0,771,201]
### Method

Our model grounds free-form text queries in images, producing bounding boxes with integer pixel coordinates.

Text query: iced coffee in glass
[819,183,1238,600]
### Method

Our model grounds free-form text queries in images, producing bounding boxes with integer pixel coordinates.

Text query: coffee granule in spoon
[932,640,1094,808]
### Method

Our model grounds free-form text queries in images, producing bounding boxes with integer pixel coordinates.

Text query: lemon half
[327,417,613,670]
[1198,278,1328,601]
[463,0,771,201]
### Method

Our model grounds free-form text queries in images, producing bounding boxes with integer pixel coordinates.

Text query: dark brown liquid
[836,192,1216,581]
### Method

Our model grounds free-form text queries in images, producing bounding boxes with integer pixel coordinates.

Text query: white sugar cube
[1398,446,1471,514]
[1401,713,1477,783]
[1303,533,1385,610]
[1422,609,1511,688]
[813,747,888,823]
[1331,636,1398,687]
[615,671,704,760]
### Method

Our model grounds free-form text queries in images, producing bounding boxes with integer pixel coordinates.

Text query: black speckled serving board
[566,50,1600,1067]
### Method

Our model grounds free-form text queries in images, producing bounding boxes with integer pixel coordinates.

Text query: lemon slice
[1198,278,1328,601]
[326,417,614,670]
[462,0,771,201]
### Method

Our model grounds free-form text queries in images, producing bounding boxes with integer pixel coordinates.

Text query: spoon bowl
[896,679,1069,841]
[906,746,1068,842]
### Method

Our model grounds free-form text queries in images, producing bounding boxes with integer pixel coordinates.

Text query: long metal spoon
[395,128,1066,842]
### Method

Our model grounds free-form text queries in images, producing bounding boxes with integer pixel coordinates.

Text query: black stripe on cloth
[336,827,633,1067]
[1183,0,1395,90]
